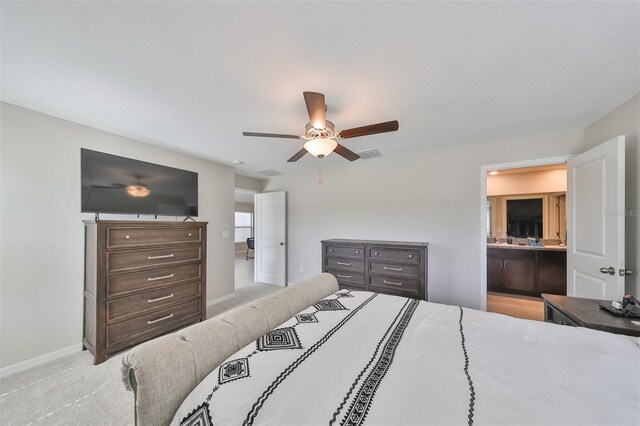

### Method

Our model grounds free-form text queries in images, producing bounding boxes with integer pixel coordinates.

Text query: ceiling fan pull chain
[318,161,323,186]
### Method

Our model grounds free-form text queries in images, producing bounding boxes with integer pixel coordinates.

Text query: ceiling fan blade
[339,120,399,139]
[242,132,301,139]
[303,91,326,129]
[333,143,360,161]
[91,183,126,189]
[287,148,308,162]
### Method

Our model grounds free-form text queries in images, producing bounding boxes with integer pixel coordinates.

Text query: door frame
[479,155,573,311]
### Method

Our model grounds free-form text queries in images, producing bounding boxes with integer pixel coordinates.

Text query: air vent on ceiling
[356,148,382,160]
[256,169,282,177]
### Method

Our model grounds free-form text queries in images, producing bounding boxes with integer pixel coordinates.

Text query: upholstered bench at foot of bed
[121,273,339,426]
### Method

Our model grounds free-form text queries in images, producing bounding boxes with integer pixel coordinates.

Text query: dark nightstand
[542,293,640,337]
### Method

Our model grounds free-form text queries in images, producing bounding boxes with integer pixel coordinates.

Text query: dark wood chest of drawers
[83,221,207,364]
[321,239,428,300]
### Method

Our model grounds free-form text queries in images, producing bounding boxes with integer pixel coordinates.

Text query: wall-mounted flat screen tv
[506,198,542,239]
[81,149,198,216]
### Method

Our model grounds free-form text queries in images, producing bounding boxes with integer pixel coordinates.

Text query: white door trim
[479,155,573,311]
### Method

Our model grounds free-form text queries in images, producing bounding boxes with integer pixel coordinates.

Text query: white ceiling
[1,1,638,177]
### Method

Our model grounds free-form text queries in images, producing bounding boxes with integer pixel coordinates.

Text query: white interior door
[567,136,625,300]
[254,191,286,286]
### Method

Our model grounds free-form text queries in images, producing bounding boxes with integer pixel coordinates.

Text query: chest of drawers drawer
[326,269,365,288]
[545,304,579,327]
[106,299,201,348]
[325,245,365,258]
[107,261,201,298]
[107,244,201,273]
[106,226,202,249]
[370,248,419,264]
[369,275,420,296]
[106,280,201,324]
[369,262,419,278]
[326,258,365,271]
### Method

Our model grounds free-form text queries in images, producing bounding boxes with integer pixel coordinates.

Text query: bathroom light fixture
[126,184,150,197]
[489,171,499,175]
[303,137,338,158]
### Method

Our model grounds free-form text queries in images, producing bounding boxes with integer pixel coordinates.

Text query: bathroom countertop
[487,243,567,251]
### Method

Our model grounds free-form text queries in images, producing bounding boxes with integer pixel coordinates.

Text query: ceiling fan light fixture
[304,138,337,158]
[126,184,150,197]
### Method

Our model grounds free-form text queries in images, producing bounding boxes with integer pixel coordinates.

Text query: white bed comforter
[172,290,640,426]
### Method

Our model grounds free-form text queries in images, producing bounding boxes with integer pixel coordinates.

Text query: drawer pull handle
[408,254,413,259]
[355,250,360,254]
[148,293,174,303]
[374,252,379,255]
[125,235,130,240]
[147,313,174,325]
[337,262,352,266]
[188,233,193,237]
[337,274,352,279]
[147,254,175,260]
[147,273,175,282]
[383,280,403,286]
[329,248,334,252]
[383,266,403,271]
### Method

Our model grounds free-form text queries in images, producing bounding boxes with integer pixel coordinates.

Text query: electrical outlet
[222,230,230,239]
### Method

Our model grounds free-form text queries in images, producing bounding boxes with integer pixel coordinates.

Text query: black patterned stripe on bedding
[338,298,420,426]
[242,292,380,426]
[329,297,413,425]
[459,307,475,426]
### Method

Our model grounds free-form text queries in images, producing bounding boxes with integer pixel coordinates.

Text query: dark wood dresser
[321,239,428,300]
[542,294,640,337]
[83,220,207,364]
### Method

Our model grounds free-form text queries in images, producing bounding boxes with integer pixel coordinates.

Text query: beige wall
[487,168,566,196]
[583,93,639,296]
[235,174,264,192]
[264,129,584,309]
[0,103,236,370]
[235,202,253,213]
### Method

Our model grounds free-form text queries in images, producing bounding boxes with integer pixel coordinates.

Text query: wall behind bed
[0,103,236,373]
[264,129,584,309]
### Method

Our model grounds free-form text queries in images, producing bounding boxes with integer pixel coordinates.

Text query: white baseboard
[0,343,83,379]
[206,292,235,307]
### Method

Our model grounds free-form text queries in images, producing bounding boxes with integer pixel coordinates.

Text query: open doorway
[235,188,256,289]
[481,158,570,320]
[481,137,627,322]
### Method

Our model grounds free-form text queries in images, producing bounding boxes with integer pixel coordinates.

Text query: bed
[121,274,639,426]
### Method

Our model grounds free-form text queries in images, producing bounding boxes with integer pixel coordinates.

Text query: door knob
[619,269,634,276]
[280,242,284,246]
[599,267,615,275]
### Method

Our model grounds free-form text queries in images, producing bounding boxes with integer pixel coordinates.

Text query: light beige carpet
[0,282,282,426]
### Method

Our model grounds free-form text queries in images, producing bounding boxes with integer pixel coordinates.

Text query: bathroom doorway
[481,157,570,319]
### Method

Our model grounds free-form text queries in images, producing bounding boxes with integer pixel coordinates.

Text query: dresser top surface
[542,294,640,336]
[83,220,208,225]
[322,239,428,247]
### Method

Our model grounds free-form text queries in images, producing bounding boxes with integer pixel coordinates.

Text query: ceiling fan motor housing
[305,121,336,139]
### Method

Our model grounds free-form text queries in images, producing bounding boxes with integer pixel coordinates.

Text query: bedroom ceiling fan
[242,92,399,162]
